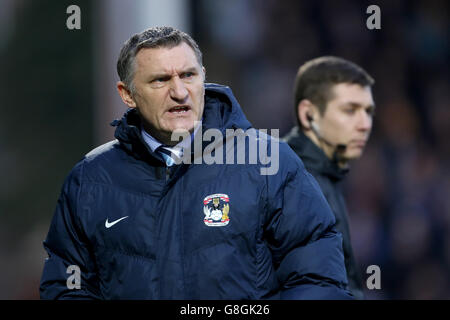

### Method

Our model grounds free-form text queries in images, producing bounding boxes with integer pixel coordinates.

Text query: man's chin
[171,125,195,135]
[343,150,363,161]
[168,118,199,132]
[164,125,195,144]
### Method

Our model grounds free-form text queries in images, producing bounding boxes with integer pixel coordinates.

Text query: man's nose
[357,110,372,131]
[169,77,188,101]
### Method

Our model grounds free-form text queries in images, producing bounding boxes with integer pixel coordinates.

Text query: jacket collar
[201,83,252,133]
[284,126,349,181]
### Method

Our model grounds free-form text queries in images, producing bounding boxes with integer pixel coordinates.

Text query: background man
[283,56,375,299]
[40,28,352,299]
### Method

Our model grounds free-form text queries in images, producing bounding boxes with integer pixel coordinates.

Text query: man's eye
[344,108,356,114]
[151,76,170,83]
[182,72,194,78]
[366,108,376,116]
[149,77,168,88]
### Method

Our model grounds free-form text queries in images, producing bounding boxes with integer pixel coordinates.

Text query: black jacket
[283,126,364,299]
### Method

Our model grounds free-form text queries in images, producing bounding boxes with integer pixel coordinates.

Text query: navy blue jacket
[40,83,352,299]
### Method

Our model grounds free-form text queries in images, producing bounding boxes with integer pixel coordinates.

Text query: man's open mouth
[168,105,191,114]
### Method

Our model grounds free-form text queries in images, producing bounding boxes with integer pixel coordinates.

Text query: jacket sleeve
[264,148,353,300]
[40,162,101,299]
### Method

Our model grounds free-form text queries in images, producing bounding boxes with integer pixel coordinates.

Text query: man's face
[316,83,375,160]
[130,42,205,144]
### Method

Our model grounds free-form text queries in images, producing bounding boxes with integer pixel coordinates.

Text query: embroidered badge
[203,193,230,227]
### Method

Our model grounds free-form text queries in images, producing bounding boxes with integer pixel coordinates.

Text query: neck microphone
[306,114,347,160]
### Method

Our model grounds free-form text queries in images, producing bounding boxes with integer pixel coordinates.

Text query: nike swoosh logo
[105,216,129,228]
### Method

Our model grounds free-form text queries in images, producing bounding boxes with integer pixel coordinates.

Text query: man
[283,56,375,299]
[40,27,351,299]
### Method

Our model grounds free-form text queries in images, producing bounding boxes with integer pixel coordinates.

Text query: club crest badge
[203,193,230,227]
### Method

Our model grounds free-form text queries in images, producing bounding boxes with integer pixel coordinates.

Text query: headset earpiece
[306,111,348,159]
[306,113,318,131]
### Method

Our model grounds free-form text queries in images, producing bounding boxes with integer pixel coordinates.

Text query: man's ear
[117,81,137,108]
[298,99,317,130]
[202,66,206,81]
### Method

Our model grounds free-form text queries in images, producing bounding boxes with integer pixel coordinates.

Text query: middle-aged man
[40,27,352,299]
[283,56,376,299]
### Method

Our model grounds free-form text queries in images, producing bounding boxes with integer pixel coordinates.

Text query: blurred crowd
[196,0,449,299]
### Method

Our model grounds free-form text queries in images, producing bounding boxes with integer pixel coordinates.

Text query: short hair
[117,26,203,94]
[293,56,374,127]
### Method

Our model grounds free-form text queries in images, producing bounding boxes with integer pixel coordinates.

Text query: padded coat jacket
[40,83,352,299]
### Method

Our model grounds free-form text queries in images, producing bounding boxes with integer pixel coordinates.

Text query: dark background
[0,0,448,299]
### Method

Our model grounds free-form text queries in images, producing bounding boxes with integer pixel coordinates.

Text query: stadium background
[0,0,448,299]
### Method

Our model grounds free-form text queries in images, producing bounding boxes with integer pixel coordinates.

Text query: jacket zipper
[166,166,171,181]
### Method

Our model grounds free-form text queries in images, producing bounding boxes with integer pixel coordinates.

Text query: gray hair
[117,26,203,94]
